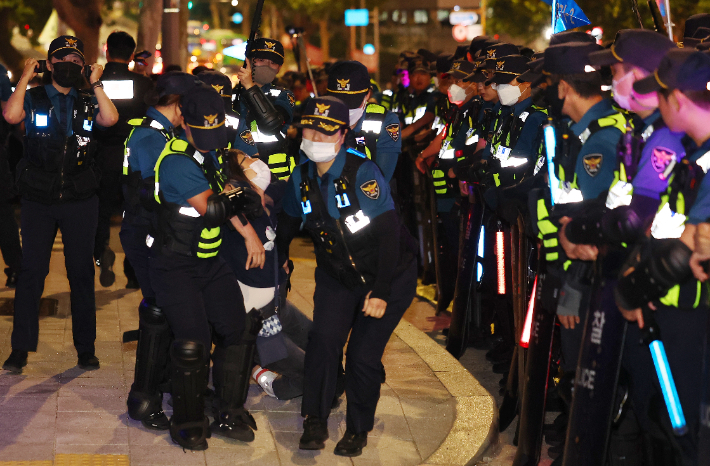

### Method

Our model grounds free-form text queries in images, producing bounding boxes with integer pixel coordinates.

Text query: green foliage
[0,0,52,45]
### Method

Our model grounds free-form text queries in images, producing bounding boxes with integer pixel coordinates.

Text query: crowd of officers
[4,12,710,463]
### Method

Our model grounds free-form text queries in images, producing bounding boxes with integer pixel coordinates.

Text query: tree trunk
[210,0,222,30]
[319,17,329,62]
[241,1,250,37]
[136,0,163,71]
[52,0,103,65]
[0,8,25,77]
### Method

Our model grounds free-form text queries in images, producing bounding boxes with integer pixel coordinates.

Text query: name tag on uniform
[344,210,370,233]
[495,145,511,161]
[36,114,49,127]
[103,80,134,100]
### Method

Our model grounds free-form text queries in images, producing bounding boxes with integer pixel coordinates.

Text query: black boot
[4,268,17,288]
[299,416,328,450]
[334,430,368,457]
[210,309,262,442]
[127,300,171,430]
[169,340,209,450]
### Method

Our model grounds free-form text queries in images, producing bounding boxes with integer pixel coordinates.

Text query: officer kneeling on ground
[275,96,418,457]
[148,82,263,450]
[1,35,119,373]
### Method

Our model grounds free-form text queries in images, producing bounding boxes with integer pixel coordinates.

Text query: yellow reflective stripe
[201,227,220,239]
[659,284,680,307]
[677,192,686,216]
[197,250,219,258]
[695,281,702,308]
[539,220,558,236]
[366,103,385,114]
[546,252,559,262]
[563,260,572,271]
[198,238,222,250]
[269,153,288,163]
[543,238,558,248]
[494,173,500,187]
[597,113,628,133]
[365,146,372,160]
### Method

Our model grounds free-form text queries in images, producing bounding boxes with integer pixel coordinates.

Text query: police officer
[94,31,154,288]
[613,49,710,466]
[149,82,263,449]
[400,57,436,141]
[122,72,197,430]
[326,61,402,182]
[1,35,119,373]
[275,96,417,456]
[0,62,21,288]
[233,38,296,180]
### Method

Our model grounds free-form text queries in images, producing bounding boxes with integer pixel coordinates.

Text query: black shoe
[170,417,209,451]
[3,350,28,373]
[78,352,100,370]
[334,430,368,457]
[4,268,17,288]
[142,410,170,430]
[210,408,256,442]
[299,416,328,450]
[98,248,116,287]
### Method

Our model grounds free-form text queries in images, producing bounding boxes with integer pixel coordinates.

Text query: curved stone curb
[393,320,499,466]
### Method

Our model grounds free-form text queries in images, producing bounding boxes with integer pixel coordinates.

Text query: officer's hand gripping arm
[565,205,644,246]
[614,238,693,311]
[204,186,264,229]
[241,86,285,136]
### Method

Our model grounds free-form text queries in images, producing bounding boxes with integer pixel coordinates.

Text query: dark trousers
[301,261,417,433]
[150,252,245,356]
[94,162,122,261]
[12,196,98,353]
[119,219,154,299]
[0,197,22,272]
[436,209,459,313]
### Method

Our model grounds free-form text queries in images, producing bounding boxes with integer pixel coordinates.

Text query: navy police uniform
[276,97,417,451]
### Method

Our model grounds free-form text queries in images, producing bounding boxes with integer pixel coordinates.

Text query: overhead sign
[449,11,479,25]
[345,9,369,27]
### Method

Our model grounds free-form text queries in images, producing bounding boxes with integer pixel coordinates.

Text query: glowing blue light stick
[543,120,560,205]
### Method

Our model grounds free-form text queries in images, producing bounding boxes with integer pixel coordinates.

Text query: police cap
[447,60,477,80]
[326,61,371,108]
[156,71,200,97]
[486,55,531,85]
[542,42,603,75]
[295,96,349,135]
[684,13,710,39]
[48,35,85,62]
[249,38,284,66]
[180,83,228,151]
[588,29,676,72]
[633,48,710,94]
[469,36,493,57]
[549,30,596,46]
[197,70,233,98]
[436,54,454,74]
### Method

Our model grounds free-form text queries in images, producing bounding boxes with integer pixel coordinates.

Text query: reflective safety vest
[17,86,98,203]
[352,103,388,164]
[536,113,627,262]
[432,102,480,197]
[489,105,548,187]
[649,152,710,307]
[247,86,294,180]
[403,89,431,126]
[299,149,383,288]
[122,117,174,218]
[152,138,225,258]
[431,93,451,133]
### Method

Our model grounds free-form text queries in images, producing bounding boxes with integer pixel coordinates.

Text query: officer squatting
[4,12,710,463]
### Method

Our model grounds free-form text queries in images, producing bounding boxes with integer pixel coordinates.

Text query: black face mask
[52,62,84,88]
[542,83,565,119]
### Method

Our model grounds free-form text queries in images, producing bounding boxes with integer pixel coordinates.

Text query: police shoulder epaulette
[365,103,386,114]
[169,138,189,153]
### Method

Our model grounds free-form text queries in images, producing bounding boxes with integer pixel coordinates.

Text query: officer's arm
[90,65,119,127]
[191,187,264,229]
[369,210,402,303]
[275,177,303,264]
[401,111,434,140]
[187,189,213,216]
[3,58,38,124]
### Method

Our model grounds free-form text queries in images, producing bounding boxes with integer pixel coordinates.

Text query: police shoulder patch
[240,130,255,146]
[386,123,400,142]
[583,153,603,177]
[360,180,380,199]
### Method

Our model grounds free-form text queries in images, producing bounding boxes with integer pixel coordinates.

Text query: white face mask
[301,138,339,163]
[496,83,523,106]
[245,159,271,191]
[447,84,470,105]
[612,70,635,111]
[349,107,365,126]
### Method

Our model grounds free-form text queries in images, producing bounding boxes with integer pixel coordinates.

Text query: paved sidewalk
[0,228,496,465]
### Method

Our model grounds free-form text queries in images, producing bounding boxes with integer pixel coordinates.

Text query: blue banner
[546,0,591,33]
